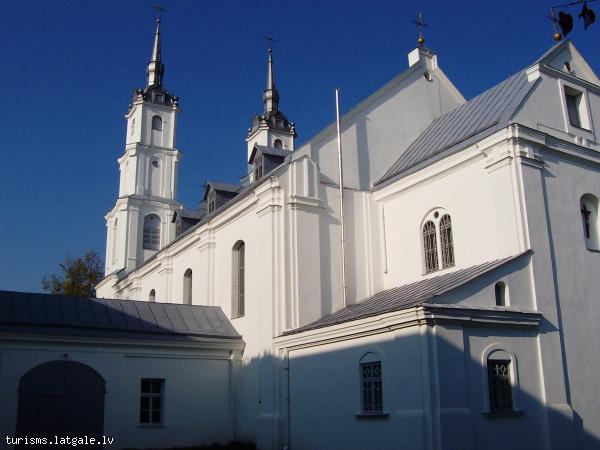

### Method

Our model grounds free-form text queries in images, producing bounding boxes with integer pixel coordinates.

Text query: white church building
[2,17,600,450]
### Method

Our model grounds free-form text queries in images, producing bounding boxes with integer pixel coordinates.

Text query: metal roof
[249,145,291,163]
[376,70,536,185]
[284,253,528,335]
[0,291,241,342]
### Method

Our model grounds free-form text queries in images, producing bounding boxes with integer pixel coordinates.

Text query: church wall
[287,327,428,450]
[283,320,548,450]
[296,60,463,190]
[0,339,236,449]
[376,141,524,290]
[526,148,600,450]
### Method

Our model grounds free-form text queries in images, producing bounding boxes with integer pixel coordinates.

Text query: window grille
[487,360,513,412]
[360,361,383,414]
[423,221,438,273]
[439,215,455,268]
[140,379,164,424]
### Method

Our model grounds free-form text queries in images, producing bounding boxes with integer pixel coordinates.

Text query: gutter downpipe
[335,87,348,308]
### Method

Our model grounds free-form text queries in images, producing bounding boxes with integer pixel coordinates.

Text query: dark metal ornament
[559,11,574,35]
[579,1,596,30]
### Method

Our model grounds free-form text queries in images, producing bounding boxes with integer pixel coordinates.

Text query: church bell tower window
[143,214,161,250]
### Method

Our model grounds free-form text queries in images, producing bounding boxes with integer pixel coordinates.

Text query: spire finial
[147,6,166,88]
[262,34,279,113]
[412,12,427,47]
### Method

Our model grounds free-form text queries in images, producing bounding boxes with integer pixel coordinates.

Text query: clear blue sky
[1,0,598,293]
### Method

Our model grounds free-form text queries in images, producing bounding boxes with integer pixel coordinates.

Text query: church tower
[104,18,182,276]
[246,47,297,164]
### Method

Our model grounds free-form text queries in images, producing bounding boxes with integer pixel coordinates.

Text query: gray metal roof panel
[377,71,534,185]
[283,253,529,335]
[0,291,241,341]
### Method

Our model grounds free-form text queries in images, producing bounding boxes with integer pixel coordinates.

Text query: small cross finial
[262,32,278,51]
[153,3,167,21]
[412,12,427,47]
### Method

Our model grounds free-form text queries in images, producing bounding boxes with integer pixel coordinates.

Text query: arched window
[495,281,508,306]
[580,194,599,250]
[439,214,455,268]
[232,241,245,318]
[151,115,163,131]
[151,115,163,146]
[149,289,156,303]
[142,214,161,250]
[486,350,514,413]
[421,209,456,274]
[183,269,192,305]
[423,221,438,274]
[273,139,283,149]
[359,352,383,415]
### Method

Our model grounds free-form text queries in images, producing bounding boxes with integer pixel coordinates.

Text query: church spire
[262,48,280,113]
[146,18,164,88]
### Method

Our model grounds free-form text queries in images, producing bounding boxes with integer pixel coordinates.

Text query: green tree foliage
[42,250,104,297]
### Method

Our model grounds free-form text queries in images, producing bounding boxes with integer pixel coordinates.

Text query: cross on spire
[412,12,427,47]
[262,32,278,50]
[153,3,167,21]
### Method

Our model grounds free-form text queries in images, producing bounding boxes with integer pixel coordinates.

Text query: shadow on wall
[260,325,599,450]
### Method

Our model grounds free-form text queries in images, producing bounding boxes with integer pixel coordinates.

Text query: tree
[42,250,104,297]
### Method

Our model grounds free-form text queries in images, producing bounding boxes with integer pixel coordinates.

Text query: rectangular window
[140,378,164,425]
[253,155,263,181]
[565,91,581,128]
[142,229,160,250]
[208,191,216,214]
[487,360,512,412]
[360,362,383,414]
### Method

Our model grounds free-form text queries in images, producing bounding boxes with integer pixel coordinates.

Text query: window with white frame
[142,214,161,250]
[140,378,164,425]
[232,241,245,318]
[359,353,383,414]
[422,209,455,274]
[149,289,156,303]
[561,83,591,132]
[581,194,599,250]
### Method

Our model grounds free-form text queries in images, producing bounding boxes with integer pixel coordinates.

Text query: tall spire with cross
[147,17,164,88]
[263,35,280,114]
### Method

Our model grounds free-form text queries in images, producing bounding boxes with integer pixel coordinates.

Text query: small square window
[140,378,164,425]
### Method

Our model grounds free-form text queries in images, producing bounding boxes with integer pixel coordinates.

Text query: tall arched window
[421,209,456,274]
[495,281,508,306]
[142,214,161,250]
[439,214,455,268]
[149,289,156,303]
[273,139,283,149]
[359,352,383,415]
[486,350,514,413]
[111,218,118,264]
[580,194,599,250]
[232,241,245,318]
[151,115,163,146]
[183,269,193,305]
[423,221,438,274]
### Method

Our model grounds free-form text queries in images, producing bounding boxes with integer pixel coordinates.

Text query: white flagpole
[335,87,348,308]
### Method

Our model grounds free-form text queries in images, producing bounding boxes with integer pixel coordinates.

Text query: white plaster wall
[377,143,524,289]
[0,340,234,450]
[528,149,600,450]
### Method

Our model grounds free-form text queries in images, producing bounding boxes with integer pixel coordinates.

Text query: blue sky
[1,0,598,293]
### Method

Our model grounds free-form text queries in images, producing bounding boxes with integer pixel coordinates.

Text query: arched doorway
[15,361,105,448]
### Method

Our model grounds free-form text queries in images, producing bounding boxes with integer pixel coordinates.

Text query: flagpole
[335,87,348,308]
